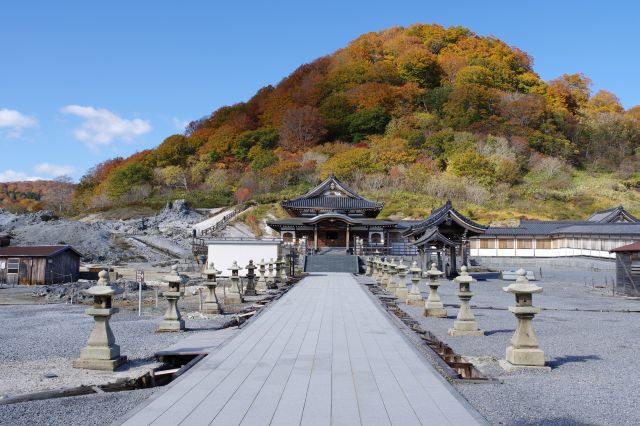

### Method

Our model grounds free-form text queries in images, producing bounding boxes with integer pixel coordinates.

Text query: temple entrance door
[321,229,346,248]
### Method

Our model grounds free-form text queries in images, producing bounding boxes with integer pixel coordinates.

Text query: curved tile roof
[404,201,487,236]
[281,175,383,212]
[587,206,639,223]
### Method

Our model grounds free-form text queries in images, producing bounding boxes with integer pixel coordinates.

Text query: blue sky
[1,0,639,182]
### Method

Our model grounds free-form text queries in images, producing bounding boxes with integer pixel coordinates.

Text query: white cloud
[0,108,38,137]
[33,163,76,177]
[0,170,42,182]
[172,117,190,132]
[61,105,151,147]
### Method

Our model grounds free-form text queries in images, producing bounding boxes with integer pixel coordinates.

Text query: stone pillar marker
[266,258,277,289]
[244,260,257,297]
[448,266,484,336]
[373,257,381,283]
[158,265,186,332]
[387,258,398,295]
[395,260,408,299]
[406,261,424,306]
[73,270,127,371]
[202,262,223,314]
[424,263,447,318]
[256,259,267,293]
[225,261,243,305]
[499,269,550,372]
[365,256,373,277]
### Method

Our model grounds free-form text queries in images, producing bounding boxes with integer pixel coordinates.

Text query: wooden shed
[0,245,82,285]
[611,241,640,297]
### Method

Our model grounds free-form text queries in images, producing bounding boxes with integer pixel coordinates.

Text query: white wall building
[470,207,640,260]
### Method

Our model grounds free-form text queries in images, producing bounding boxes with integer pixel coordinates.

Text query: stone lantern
[158,265,186,332]
[244,260,257,296]
[395,260,408,299]
[278,256,288,282]
[365,257,373,277]
[256,258,267,293]
[499,269,549,371]
[372,257,380,283]
[201,262,223,314]
[266,258,277,289]
[424,263,447,318]
[274,258,282,285]
[387,258,398,294]
[381,258,390,288]
[406,261,424,306]
[448,266,483,336]
[225,261,243,305]
[73,270,127,371]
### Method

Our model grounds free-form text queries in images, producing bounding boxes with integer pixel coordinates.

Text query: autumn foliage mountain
[21,24,640,219]
[0,180,75,214]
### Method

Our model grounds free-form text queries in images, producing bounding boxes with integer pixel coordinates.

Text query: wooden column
[314,225,318,251]
[450,245,457,277]
[461,241,467,267]
[346,225,350,251]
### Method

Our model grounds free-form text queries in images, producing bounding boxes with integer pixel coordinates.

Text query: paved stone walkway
[120,273,484,425]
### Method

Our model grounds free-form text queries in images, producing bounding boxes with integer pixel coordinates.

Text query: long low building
[470,207,640,259]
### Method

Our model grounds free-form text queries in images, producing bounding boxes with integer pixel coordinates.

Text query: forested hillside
[24,25,640,220]
[0,180,75,214]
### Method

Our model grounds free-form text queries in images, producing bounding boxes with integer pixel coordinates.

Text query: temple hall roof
[281,175,383,216]
[587,206,639,223]
[403,201,488,237]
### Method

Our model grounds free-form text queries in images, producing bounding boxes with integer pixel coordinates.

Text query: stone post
[406,261,424,306]
[499,269,550,371]
[73,270,127,371]
[225,261,243,305]
[365,256,372,277]
[372,257,380,283]
[448,266,483,336]
[244,260,257,297]
[202,262,223,314]
[395,260,408,299]
[266,258,277,289]
[158,265,186,332]
[387,258,398,295]
[256,258,267,293]
[424,263,447,318]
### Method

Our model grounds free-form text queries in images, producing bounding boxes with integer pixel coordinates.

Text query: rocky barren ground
[0,200,209,264]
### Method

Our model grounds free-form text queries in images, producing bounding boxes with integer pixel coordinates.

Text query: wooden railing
[200,203,253,236]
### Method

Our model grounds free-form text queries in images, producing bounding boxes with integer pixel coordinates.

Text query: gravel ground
[0,303,231,397]
[0,388,160,426]
[397,267,640,425]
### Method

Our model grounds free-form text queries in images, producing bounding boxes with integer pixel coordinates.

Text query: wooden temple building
[267,176,486,275]
[267,175,395,251]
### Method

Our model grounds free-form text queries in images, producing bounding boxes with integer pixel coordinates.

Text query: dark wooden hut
[0,245,82,285]
[611,241,640,297]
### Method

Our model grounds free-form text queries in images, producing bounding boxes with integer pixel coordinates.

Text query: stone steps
[304,254,359,273]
